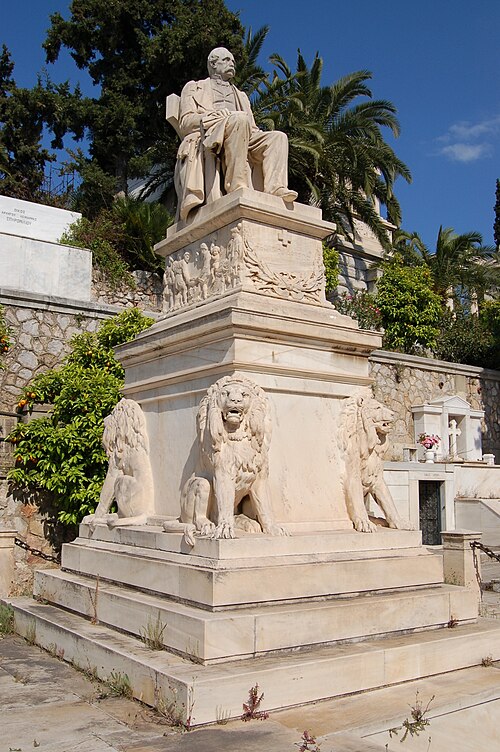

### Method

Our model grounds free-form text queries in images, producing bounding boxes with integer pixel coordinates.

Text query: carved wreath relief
[162,223,325,312]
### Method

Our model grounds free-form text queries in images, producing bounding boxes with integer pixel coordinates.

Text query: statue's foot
[272,187,298,203]
[81,514,97,532]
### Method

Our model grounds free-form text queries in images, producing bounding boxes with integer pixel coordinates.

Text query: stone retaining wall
[0,288,124,412]
[92,269,163,312]
[370,350,500,462]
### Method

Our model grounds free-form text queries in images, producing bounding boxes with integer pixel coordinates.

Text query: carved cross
[277,229,292,248]
[448,418,461,458]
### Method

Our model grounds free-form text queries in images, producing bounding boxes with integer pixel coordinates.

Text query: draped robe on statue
[175,78,291,221]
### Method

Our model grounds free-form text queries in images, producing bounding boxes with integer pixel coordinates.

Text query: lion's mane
[103,398,150,464]
[197,374,271,476]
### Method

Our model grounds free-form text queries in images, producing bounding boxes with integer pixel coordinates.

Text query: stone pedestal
[0,527,16,597]
[5,192,497,726]
[116,189,381,529]
[442,530,482,602]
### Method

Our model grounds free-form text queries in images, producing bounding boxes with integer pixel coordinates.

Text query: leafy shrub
[7,308,153,535]
[61,198,172,284]
[113,197,172,273]
[61,211,131,285]
[334,290,382,330]
[376,259,442,354]
[434,310,497,368]
[0,305,11,367]
[322,243,339,295]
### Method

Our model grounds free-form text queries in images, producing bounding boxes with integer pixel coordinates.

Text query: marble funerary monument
[6,47,500,725]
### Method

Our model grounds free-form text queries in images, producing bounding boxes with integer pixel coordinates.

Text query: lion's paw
[81,513,97,532]
[353,516,377,533]
[262,523,289,537]
[212,521,235,539]
[197,520,216,537]
[234,514,262,534]
[106,513,120,529]
[388,517,416,531]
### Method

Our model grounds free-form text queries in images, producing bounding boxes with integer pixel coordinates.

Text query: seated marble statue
[173,47,298,221]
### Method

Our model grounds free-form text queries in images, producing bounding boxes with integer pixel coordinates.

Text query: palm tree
[392,226,499,309]
[253,53,411,249]
[234,26,270,96]
[112,197,173,272]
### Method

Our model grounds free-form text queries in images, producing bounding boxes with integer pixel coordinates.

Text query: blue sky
[2,0,499,249]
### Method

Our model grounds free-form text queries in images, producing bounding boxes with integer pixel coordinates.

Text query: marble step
[61,540,444,608]
[78,524,424,560]
[7,596,500,726]
[34,568,478,663]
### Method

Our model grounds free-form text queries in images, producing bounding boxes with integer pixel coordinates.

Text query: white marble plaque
[0,195,81,243]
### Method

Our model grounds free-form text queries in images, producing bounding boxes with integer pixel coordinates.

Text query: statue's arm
[239,89,260,133]
[179,81,206,135]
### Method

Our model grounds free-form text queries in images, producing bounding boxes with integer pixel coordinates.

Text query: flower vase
[424,449,435,463]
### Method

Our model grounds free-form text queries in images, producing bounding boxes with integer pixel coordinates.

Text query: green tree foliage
[0,45,53,200]
[7,308,153,535]
[393,226,499,307]
[494,179,500,251]
[322,243,339,295]
[0,44,83,202]
[433,310,498,369]
[43,0,245,210]
[334,291,382,331]
[375,258,442,354]
[0,304,12,368]
[61,198,172,281]
[253,53,411,248]
[112,197,172,272]
[61,210,131,284]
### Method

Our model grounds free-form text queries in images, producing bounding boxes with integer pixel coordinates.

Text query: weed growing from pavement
[107,671,133,698]
[241,684,269,721]
[296,729,321,751]
[388,691,434,743]
[140,612,167,650]
[0,604,14,635]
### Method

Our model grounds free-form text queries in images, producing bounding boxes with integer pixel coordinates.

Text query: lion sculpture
[163,373,287,544]
[338,392,413,533]
[82,398,154,530]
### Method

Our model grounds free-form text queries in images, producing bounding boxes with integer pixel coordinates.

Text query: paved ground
[2,554,500,752]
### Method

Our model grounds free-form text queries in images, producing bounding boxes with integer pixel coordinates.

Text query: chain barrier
[470,540,500,564]
[14,537,60,564]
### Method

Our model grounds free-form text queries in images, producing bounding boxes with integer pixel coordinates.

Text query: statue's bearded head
[207,47,235,81]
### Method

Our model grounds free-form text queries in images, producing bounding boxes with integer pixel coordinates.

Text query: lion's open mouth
[223,406,243,427]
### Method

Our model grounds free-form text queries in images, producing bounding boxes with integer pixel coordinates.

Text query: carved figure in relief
[174,47,297,221]
[210,241,225,294]
[227,223,244,286]
[338,392,414,533]
[163,258,175,310]
[196,242,211,299]
[163,374,287,543]
[82,399,154,530]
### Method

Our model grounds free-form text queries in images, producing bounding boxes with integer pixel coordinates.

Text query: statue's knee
[269,130,287,146]
[226,112,251,133]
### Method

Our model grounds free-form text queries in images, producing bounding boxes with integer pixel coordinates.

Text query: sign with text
[0,195,81,243]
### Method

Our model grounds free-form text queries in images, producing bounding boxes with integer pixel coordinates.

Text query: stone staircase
[6,524,500,725]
